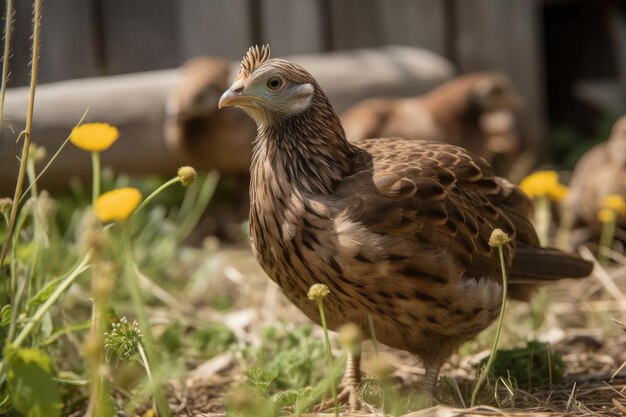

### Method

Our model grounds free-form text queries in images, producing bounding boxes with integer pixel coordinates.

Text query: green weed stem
[134,177,180,216]
[92,152,101,205]
[0,251,92,384]
[0,0,42,271]
[598,213,616,264]
[19,109,90,204]
[0,0,14,133]
[137,342,154,383]
[316,298,339,417]
[12,251,92,348]
[368,314,379,357]
[121,226,171,417]
[535,196,551,247]
[470,243,508,406]
[26,156,38,199]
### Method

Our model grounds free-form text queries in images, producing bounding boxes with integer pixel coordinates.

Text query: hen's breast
[249,175,503,353]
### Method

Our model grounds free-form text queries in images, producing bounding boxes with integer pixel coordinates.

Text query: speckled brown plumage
[567,115,626,237]
[340,72,524,173]
[219,46,593,393]
[164,56,256,173]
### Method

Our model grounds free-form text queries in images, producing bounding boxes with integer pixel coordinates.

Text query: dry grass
[111,239,626,417]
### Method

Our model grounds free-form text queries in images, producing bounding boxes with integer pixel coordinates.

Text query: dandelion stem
[92,152,101,205]
[598,212,616,264]
[134,177,180,216]
[26,153,38,199]
[316,298,339,417]
[471,243,508,406]
[0,0,42,271]
[536,196,551,247]
[368,314,379,357]
[121,226,171,417]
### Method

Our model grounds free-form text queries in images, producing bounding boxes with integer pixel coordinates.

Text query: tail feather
[509,246,593,283]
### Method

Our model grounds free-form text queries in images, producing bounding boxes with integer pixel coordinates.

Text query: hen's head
[168,57,232,122]
[608,115,626,166]
[219,45,320,126]
[469,73,522,113]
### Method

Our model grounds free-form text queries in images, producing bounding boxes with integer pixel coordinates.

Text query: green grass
[1,2,624,416]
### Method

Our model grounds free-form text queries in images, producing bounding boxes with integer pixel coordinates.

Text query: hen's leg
[316,351,361,415]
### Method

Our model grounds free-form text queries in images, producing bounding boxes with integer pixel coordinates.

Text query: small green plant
[104,317,143,364]
[308,283,339,416]
[471,229,511,406]
[479,341,564,388]
[597,195,626,263]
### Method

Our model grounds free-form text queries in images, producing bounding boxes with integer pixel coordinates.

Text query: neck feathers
[252,87,355,195]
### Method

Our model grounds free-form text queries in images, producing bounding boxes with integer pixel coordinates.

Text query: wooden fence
[3,0,545,142]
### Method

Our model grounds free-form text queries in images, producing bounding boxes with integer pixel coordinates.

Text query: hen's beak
[218,88,241,109]
[219,80,264,109]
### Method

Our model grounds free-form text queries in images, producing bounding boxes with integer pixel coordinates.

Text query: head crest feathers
[237,45,271,79]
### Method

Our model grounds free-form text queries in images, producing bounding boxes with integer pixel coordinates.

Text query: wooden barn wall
[0,0,545,141]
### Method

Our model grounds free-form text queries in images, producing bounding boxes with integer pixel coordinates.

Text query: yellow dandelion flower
[548,183,568,202]
[519,170,567,202]
[598,208,616,224]
[603,194,626,216]
[95,188,141,222]
[70,123,120,152]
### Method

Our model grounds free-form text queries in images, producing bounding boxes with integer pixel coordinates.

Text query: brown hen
[219,46,592,403]
[165,56,256,173]
[341,72,524,174]
[567,115,626,243]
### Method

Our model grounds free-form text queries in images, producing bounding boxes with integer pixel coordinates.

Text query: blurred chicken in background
[341,72,526,176]
[567,115,626,242]
[164,57,256,174]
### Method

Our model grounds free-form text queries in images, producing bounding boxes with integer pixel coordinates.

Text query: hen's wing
[339,138,591,287]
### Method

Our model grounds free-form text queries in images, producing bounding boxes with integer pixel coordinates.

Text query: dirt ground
[135,243,626,417]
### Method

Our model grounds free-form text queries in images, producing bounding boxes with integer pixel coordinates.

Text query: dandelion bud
[338,322,362,355]
[308,283,329,301]
[28,143,47,163]
[177,166,197,186]
[366,353,395,380]
[489,228,511,248]
[0,197,12,215]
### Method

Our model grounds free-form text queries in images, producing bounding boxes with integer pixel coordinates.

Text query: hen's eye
[267,77,283,90]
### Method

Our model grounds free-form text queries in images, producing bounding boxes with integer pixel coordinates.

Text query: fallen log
[0,46,454,193]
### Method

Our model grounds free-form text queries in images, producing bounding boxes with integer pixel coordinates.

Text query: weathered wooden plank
[453,0,545,151]
[329,0,448,54]
[100,0,177,74]
[177,0,253,61]
[1,0,99,87]
[329,0,384,50]
[259,0,325,55]
[6,0,34,87]
[0,47,454,192]
[377,0,447,55]
[39,0,100,83]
